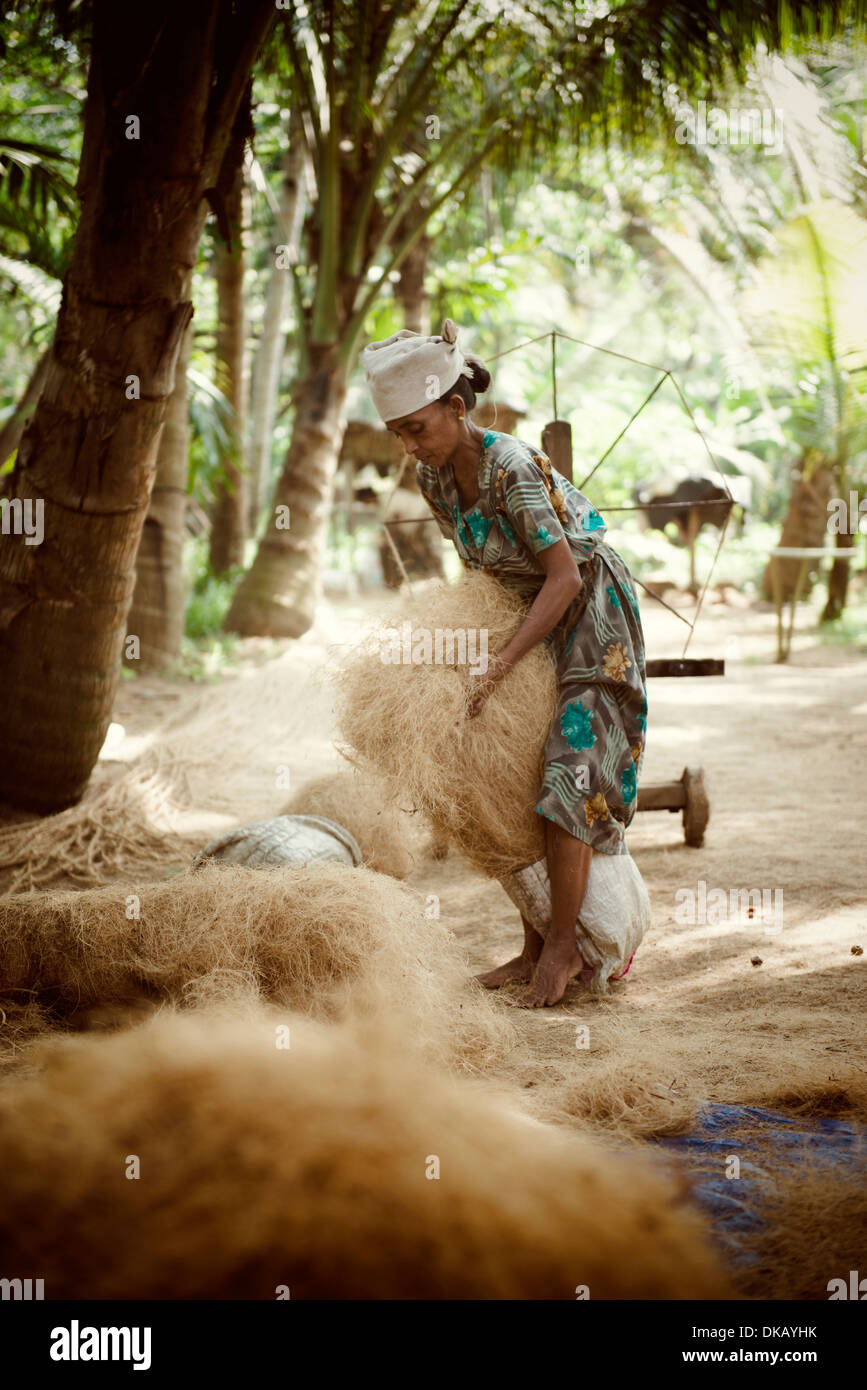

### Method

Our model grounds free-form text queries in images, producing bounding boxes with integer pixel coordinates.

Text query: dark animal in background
[633,472,751,543]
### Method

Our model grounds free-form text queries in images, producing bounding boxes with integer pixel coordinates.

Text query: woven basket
[191,814,363,871]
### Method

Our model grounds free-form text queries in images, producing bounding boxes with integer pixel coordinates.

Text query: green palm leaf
[0,135,78,218]
[0,251,62,319]
[744,199,867,374]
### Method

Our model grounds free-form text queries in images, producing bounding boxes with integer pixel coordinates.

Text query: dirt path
[2,580,864,1296]
[308,584,867,1141]
[101,585,866,1128]
[8,584,865,1129]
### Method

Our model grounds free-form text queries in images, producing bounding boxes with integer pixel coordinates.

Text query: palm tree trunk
[0,0,274,812]
[225,342,348,637]
[760,451,835,601]
[125,316,193,669]
[394,224,432,334]
[820,530,856,622]
[247,107,308,533]
[209,87,251,575]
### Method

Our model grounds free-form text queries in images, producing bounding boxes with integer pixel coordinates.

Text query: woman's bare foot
[475,915,544,989]
[510,935,585,1008]
[475,954,537,989]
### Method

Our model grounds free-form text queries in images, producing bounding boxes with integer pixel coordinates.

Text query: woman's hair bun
[464,354,491,395]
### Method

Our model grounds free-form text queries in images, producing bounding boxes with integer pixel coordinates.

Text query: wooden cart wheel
[682,766,709,847]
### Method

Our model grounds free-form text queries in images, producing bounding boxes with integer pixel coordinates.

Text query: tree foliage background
[1,0,865,674]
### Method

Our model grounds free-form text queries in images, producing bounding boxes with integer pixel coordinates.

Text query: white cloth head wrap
[361,317,475,423]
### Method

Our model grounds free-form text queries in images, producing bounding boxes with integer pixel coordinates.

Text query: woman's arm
[465,540,582,718]
[495,538,581,673]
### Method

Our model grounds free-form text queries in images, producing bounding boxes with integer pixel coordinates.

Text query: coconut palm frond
[0,198,72,280]
[0,251,63,319]
[744,198,867,376]
[186,366,237,496]
[503,0,867,177]
[0,127,79,279]
[0,135,78,220]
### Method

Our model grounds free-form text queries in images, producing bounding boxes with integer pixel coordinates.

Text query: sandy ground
[99,581,866,1137]
[3,576,865,1296]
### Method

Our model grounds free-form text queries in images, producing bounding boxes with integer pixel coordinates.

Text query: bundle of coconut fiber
[0,997,57,1069]
[280,767,416,879]
[0,862,513,1076]
[335,571,557,879]
[0,644,341,894]
[334,572,653,990]
[0,1008,732,1299]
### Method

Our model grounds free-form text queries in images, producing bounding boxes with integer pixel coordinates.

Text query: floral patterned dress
[416,429,648,856]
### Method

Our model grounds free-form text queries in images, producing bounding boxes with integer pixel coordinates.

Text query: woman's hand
[464,655,511,719]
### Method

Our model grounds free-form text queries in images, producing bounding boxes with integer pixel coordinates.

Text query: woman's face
[386,397,464,469]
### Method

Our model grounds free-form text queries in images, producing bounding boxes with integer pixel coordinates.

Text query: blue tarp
[653,1103,866,1265]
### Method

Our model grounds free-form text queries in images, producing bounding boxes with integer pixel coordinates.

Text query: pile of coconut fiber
[0,1008,732,1300]
[335,572,558,878]
[0,643,356,894]
[0,862,514,1077]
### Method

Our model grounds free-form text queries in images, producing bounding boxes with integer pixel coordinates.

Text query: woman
[362,318,649,1008]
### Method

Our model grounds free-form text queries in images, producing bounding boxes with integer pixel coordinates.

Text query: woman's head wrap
[361,317,475,424]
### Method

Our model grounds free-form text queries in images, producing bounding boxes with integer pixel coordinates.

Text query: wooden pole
[542,419,573,484]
